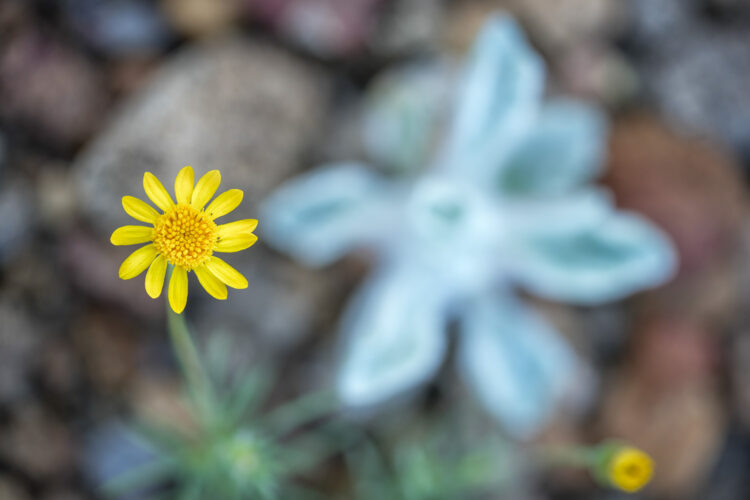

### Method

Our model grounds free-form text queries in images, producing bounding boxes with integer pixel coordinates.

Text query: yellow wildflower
[111,166,257,313]
[605,446,653,493]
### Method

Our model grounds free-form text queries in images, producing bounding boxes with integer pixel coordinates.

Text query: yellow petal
[145,255,167,298]
[215,233,258,253]
[174,165,195,205]
[205,189,243,220]
[204,256,248,289]
[143,172,174,212]
[191,170,221,209]
[118,244,158,280]
[122,196,159,223]
[194,265,228,300]
[111,225,154,246]
[217,219,258,239]
[168,266,188,314]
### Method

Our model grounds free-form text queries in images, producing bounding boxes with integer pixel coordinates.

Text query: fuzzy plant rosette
[261,15,677,438]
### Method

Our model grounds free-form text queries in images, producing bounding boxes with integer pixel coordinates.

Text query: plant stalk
[165,266,214,417]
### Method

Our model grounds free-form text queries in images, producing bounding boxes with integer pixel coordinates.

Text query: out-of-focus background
[1,0,750,498]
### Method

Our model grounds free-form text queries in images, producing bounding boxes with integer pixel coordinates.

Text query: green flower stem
[166,305,210,400]
[533,444,597,469]
[164,267,214,416]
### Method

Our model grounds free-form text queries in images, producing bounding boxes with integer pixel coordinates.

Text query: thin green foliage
[103,316,338,500]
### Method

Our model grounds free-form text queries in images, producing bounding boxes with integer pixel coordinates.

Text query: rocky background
[2,0,750,498]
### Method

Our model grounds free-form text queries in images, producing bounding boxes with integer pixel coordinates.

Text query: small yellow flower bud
[607,447,653,492]
[592,442,654,493]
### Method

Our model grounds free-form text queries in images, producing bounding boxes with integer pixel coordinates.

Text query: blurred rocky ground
[2,0,750,498]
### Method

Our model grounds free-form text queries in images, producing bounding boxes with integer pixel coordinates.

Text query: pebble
[443,0,625,54]
[0,476,30,500]
[373,0,443,55]
[0,404,76,481]
[628,0,750,162]
[62,0,171,57]
[729,331,750,431]
[161,0,239,38]
[72,310,139,395]
[0,296,43,404]
[35,166,78,232]
[0,29,108,148]
[245,0,383,57]
[0,177,32,264]
[605,114,747,276]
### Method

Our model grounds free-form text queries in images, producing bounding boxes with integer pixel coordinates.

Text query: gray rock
[62,0,172,57]
[628,0,750,159]
[628,0,694,42]
[373,0,443,55]
[0,403,76,481]
[0,296,42,404]
[730,330,750,432]
[0,134,5,171]
[443,0,625,54]
[0,178,33,264]
[0,29,108,148]
[507,0,626,52]
[0,475,30,500]
[74,36,329,235]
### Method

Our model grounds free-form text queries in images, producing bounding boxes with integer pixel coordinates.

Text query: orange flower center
[153,204,217,270]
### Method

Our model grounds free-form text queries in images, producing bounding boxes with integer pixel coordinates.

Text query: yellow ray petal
[217,219,258,239]
[118,244,158,280]
[174,165,195,205]
[168,265,188,313]
[122,196,159,223]
[145,255,167,298]
[204,256,248,289]
[194,265,228,300]
[191,170,221,209]
[111,225,154,246]
[143,172,174,212]
[215,233,258,253]
[205,189,243,220]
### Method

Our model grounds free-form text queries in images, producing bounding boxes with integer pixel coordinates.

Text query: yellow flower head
[111,166,258,313]
[606,446,654,493]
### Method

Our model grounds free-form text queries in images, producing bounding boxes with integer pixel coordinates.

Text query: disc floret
[153,204,218,270]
